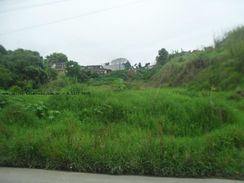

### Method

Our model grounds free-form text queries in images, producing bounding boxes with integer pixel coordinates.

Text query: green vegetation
[151,27,244,90]
[156,48,169,66]
[0,48,48,90]
[0,50,98,92]
[0,26,243,178]
[0,88,243,178]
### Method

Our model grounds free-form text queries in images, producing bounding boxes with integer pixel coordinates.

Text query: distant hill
[149,26,244,90]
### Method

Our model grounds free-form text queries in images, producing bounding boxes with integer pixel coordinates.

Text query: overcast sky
[0,0,244,65]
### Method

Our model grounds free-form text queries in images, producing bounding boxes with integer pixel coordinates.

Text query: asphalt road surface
[0,168,243,183]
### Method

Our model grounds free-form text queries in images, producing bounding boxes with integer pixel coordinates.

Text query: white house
[103,58,129,71]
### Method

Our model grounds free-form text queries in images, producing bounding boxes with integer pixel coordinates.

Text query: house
[81,65,111,75]
[51,62,66,73]
[103,58,129,71]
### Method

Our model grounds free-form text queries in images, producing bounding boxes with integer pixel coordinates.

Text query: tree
[23,66,48,87]
[46,67,58,81]
[138,62,142,69]
[0,47,48,89]
[144,63,150,68]
[123,61,131,70]
[156,48,169,65]
[0,67,13,89]
[0,45,7,55]
[45,53,68,66]
[66,61,88,82]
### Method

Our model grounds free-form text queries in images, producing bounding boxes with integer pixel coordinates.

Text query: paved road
[0,168,242,183]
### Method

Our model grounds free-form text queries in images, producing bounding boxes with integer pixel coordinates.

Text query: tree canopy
[0,48,49,89]
[0,45,7,55]
[156,48,169,65]
[45,53,68,66]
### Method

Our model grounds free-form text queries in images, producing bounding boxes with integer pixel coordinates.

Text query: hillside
[150,27,244,91]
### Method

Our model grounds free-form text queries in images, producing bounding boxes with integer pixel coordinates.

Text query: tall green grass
[45,89,238,137]
[0,88,243,178]
[222,26,244,73]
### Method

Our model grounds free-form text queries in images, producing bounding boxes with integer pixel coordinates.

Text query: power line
[0,0,146,37]
[0,0,73,14]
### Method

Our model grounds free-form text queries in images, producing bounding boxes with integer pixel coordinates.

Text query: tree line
[0,44,171,91]
[0,45,101,91]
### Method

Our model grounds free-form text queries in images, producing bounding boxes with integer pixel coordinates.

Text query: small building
[103,58,129,71]
[51,62,66,73]
[81,65,111,75]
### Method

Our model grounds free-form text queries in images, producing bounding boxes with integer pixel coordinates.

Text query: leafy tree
[0,48,48,89]
[5,49,43,69]
[66,61,88,82]
[46,67,58,81]
[23,66,48,87]
[138,62,142,68]
[144,63,150,68]
[0,66,13,89]
[66,61,80,79]
[123,61,132,70]
[45,53,68,66]
[0,45,7,55]
[156,48,169,65]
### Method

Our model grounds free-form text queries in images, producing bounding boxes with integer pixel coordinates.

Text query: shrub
[61,84,86,95]
[9,85,22,94]
[0,105,39,126]
[112,79,126,91]
[0,95,8,109]
[25,102,60,120]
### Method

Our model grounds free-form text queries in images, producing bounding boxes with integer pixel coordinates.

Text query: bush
[0,105,39,126]
[0,95,9,109]
[9,85,22,94]
[112,79,126,91]
[25,102,60,120]
[60,84,87,95]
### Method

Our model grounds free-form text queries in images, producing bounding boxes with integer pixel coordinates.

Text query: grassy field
[0,86,243,178]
